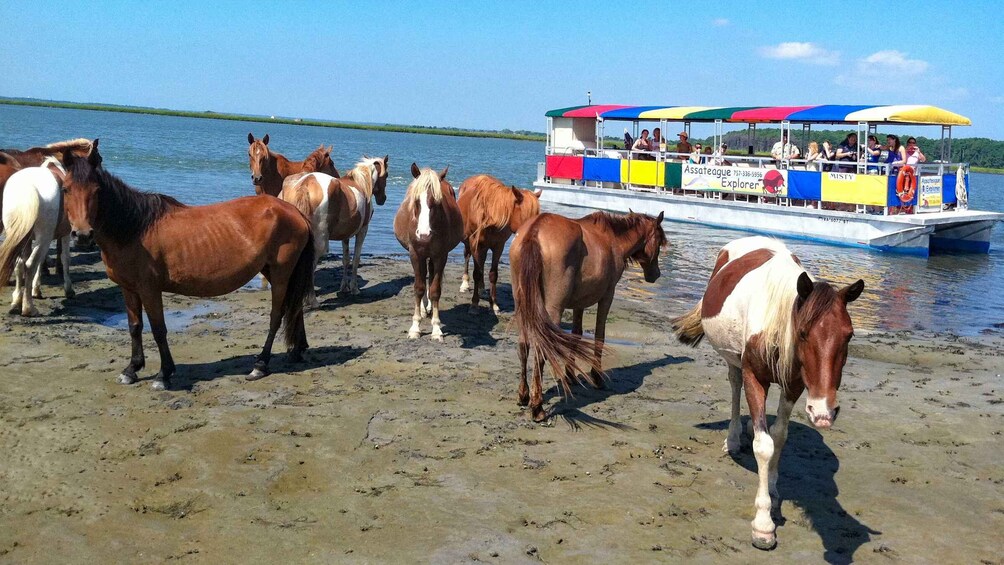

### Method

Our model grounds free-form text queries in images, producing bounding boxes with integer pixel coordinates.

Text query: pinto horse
[280,155,388,299]
[0,158,75,315]
[247,133,339,196]
[393,163,463,341]
[61,140,315,390]
[672,236,863,550]
[1,139,93,238]
[457,175,541,314]
[510,210,666,421]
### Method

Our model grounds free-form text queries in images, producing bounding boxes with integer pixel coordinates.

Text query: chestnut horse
[61,140,315,390]
[457,174,541,314]
[246,133,339,196]
[510,210,666,421]
[393,163,463,341]
[672,236,863,550]
[279,156,388,299]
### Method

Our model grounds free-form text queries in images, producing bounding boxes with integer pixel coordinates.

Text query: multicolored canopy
[545,104,971,126]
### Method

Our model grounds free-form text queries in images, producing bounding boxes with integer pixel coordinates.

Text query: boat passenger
[905,137,926,165]
[676,131,693,160]
[652,128,666,153]
[885,134,906,173]
[632,129,652,153]
[835,133,859,172]
[865,135,882,174]
[770,132,800,165]
[689,144,703,164]
[702,146,713,164]
[820,140,835,172]
[804,141,822,171]
[711,143,730,166]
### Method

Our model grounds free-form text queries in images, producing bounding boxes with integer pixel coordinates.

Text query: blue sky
[2,1,1002,138]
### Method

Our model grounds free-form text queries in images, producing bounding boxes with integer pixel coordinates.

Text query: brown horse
[510,210,667,421]
[247,133,339,196]
[671,236,863,550]
[457,174,541,314]
[1,139,93,233]
[393,163,463,341]
[61,140,315,390]
[279,156,388,300]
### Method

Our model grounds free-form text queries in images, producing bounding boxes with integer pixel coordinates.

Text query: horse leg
[530,349,547,422]
[339,240,351,293]
[422,259,432,317]
[744,365,777,551]
[469,245,487,314]
[54,239,63,277]
[459,243,471,293]
[429,255,446,342]
[408,252,427,339]
[249,279,287,380]
[768,383,803,518]
[350,225,368,295]
[564,308,584,386]
[60,234,74,299]
[117,289,145,385]
[517,338,530,407]
[10,247,28,314]
[143,293,176,390]
[488,243,503,315]
[724,364,743,454]
[589,296,613,389]
[22,238,48,316]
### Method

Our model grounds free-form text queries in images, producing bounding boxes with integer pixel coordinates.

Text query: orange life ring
[896,166,916,203]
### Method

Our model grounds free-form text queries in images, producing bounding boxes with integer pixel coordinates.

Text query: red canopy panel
[562,105,632,118]
[730,106,815,122]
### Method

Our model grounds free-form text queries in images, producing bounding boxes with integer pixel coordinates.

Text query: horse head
[247,133,271,191]
[60,138,104,241]
[793,273,864,429]
[510,186,543,230]
[373,155,389,206]
[630,211,666,283]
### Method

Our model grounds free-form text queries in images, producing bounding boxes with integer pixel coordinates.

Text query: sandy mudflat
[0,251,1002,564]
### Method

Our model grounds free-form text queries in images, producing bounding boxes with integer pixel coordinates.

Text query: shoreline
[1,252,1002,562]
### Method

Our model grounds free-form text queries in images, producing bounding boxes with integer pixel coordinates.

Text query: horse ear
[796,272,814,300]
[88,139,102,166]
[628,208,634,214]
[439,166,449,180]
[842,279,865,303]
[656,211,664,223]
[248,133,254,144]
[411,162,421,178]
[383,154,389,164]
[533,188,543,198]
[262,134,269,145]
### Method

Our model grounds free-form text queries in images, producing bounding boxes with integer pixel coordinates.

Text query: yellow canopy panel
[638,106,720,120]
[844,105,971,126]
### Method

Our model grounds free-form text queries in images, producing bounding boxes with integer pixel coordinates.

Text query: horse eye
[799,330,808,340]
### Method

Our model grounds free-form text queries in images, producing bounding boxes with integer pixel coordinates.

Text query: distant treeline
[0,98,547,142]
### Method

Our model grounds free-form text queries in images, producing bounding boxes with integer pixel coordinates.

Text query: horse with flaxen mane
[393,163,463,341]
[247,133,339,196]
[671,236,863,551]
[279,155,388,301]
[457,174,541,314]
[510,210,667,421]
[61,140,315,390]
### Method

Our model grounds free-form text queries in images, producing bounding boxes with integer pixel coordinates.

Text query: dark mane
[68,156,187,245]
[584,211,667,247]
[793,281,839,330]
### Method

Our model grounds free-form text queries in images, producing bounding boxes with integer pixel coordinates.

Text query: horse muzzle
[806,400,839,429]
[643,267,661,283]
[251,174,262,184]
[72,230,95,248]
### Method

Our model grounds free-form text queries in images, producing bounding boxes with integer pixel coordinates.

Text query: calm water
[2,105,1003,335]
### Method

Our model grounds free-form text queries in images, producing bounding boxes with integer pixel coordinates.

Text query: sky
[2,1,1003,139]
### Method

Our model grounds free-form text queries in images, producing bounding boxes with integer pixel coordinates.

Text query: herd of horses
[0,136,865,551]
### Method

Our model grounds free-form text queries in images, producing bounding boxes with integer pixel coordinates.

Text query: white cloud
[712,18,729,27]
[835,50,931,92]
[861,50,928,75]
[758,42,840,66]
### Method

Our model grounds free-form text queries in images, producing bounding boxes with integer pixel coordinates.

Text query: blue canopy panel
[599,106,674,119]
[782,105,883,123]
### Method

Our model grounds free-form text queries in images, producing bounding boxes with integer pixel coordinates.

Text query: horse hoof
[724,436,741,454]
[150,380,167,391]
[531,407,548,422]
[65,289,76,299]
[21,307,40,317]
[431,334,444,343]
[247,368,269,381]
[751,533,777,551]
[517,396,529,407]
[117,373,138,385]
[32,291,43,299]
[459,281,470,293]
[492,304,501,315]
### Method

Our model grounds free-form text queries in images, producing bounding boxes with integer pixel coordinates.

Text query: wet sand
[1,252,1002,564]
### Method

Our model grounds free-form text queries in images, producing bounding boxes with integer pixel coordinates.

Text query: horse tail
[290,183,313,220]
[671,300,705,347]
[281,227,315,350]
[0,185,40,288]
[513,223,600,395]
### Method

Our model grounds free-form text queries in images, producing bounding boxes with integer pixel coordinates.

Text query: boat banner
[821,173,887,206]
[917,175,943,213]
[681,164,788,196]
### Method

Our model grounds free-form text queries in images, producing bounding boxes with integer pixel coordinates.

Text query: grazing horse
[0,158,75,315]
[457,174,541,314]
[246,133,339,196]
[393,163,463,341]
[671,236,864,551]
[61,140,315,390]
[279,155,388,299]
[510,210,667,421]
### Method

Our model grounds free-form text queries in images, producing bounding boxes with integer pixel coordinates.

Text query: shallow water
[2,104,1002,334]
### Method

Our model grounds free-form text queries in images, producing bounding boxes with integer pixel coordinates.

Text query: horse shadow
[165,344,369,391]
[696,418,880,564]
[317,275,412,309]
[547,354,691,430]
[438,302,505,348]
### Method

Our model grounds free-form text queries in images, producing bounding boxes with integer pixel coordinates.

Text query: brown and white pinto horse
[246,133,339,196]
[61,141,315,390]
[280,156,388,299]
[393,163,463,341]
[510,210,667,421]
[672,236,864,551]
[457,174,541,314]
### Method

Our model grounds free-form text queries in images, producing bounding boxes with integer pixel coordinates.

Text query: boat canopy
[544,104,971,126]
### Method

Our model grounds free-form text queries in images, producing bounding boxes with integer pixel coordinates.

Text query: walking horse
[60,140,315,390]
[510,210,666,421]
[672,236,864,550]
[247,133,339,196]
[457,174,541,314]
[279,155,388,301]
[0,157,75,315]
[393,163,463,341]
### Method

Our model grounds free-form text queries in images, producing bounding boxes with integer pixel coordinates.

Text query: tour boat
[533,104,1003,255]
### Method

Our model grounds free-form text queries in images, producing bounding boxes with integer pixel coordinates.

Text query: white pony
[0,157,74,316]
